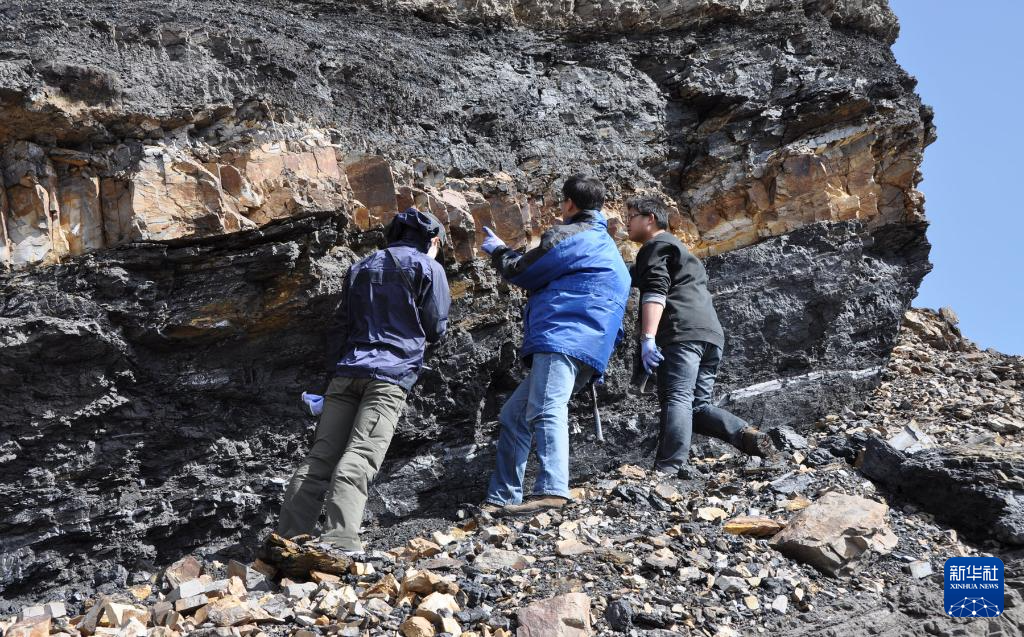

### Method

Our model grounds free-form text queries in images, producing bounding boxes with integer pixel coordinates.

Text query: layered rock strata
[1,0,931,269]
[0,0,932,598]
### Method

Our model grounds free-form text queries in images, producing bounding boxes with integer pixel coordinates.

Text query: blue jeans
[486,353,593,505]
[655,341,749,472]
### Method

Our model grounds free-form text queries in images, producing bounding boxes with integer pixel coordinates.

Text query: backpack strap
[385,248,418,298]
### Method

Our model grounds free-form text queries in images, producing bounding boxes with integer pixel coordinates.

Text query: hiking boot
[479,501,504,515]
[739,428,779,459]
[501,495,570,517]
[676,464,703,480]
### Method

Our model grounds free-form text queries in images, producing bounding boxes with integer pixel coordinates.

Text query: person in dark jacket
[627,197,775,476]
[277,207,451,552]
[479,175,632,516]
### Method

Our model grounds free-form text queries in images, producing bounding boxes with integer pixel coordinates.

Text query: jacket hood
[386,207,447,249]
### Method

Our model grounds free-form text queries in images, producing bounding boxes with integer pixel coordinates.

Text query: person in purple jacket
[276,208,450,554]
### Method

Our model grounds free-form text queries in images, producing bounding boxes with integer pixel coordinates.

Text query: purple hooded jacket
[324,210,451,391]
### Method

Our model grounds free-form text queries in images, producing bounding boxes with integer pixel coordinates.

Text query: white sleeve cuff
[641,293,667,306]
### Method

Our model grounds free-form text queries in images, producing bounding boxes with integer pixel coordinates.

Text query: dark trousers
[654,341,749,472]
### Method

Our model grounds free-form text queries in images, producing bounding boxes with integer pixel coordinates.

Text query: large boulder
[770,491,898,576]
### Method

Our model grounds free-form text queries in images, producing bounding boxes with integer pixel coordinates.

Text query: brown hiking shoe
[257,533,354,579]
[501,495,570,517]
[739,428,778,459]
[479,502,504,515]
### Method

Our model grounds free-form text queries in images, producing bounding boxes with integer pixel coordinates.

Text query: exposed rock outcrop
[0,0,931,270]
[0,0,932,601]
[863,439,1024,545]
[4,306,1021,635]
[0,213,928,598]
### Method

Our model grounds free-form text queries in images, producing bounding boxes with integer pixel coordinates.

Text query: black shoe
[676,465,702,480]
[740,428,779,459]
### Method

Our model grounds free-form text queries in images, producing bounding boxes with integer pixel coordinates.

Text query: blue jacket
[490,210,631,378]
[325,242,450,391]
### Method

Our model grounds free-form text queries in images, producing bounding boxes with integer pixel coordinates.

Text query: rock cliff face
[0,0,931,598]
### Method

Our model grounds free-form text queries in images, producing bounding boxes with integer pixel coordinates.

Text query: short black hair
[562,175,605,211]
[626,197,669,230]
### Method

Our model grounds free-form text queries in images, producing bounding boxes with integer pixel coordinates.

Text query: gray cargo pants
[277,376,406,551]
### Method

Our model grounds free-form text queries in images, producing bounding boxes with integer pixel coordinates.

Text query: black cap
[385,207,447,248]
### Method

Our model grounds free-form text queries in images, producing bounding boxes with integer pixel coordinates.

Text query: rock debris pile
[3,308,1021,635]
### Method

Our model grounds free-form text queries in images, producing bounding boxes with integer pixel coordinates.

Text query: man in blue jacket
[277,208,450,552]
[479,175,631,516]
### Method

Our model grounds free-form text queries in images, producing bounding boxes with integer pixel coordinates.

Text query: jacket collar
[387,239,425,251]
[566,208,606,227]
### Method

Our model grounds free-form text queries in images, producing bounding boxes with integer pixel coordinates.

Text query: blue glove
[480,227,506,255]
[301,392,324,417]
[641,337,664,374]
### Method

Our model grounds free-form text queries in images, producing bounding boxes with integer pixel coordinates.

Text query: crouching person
[276,207,451,553]
[626,197,776,476]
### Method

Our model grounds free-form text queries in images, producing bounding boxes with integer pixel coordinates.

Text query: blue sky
[890,1,1023,354]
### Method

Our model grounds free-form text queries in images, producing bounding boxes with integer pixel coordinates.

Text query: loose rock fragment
[770,492,897,576]
[481,525,514,546]
[414,592,460,623]
[163,556,203,587]
[724,516,785,537]
[771,595,788,614]
[617,465,647,480]
[5,616,50,637]
[228,560,272,592]
[102,602,149,628]
[407,538,443,558]
[400,616,435,637]
[604,598,633,632]
[174,595,209,613]
[555,538,594,557]
[907,561,933,579]
[697,507,728,522]
[258,534,353,578]
[644,548,678,570]
[517,593,591,637]
[473,549,529,572]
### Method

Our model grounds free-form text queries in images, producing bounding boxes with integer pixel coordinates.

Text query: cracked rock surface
[0,0,938,612]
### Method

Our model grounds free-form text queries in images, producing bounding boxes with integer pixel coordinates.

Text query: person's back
[632,231,722,349]
[333,243,448,391]
[499,208,631,377]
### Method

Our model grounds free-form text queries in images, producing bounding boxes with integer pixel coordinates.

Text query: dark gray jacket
[632,232,724,348]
